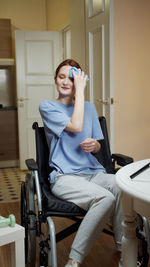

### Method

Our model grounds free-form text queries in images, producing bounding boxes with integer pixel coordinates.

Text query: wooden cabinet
[0,108,19,161]
[0,19,12,58]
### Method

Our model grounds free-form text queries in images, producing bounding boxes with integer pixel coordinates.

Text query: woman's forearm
[65,69,87,133]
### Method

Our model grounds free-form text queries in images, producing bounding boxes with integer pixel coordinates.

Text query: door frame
[109,0,114,151]
[70,0,115,150]
[62,24,71,59]
[85,0,114,151]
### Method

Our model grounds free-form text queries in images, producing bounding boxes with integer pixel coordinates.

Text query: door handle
[18,97,29,102]
[97,98,109,105]
[97,98,114,105]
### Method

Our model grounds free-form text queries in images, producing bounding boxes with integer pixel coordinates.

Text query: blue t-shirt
[39,100,105,183]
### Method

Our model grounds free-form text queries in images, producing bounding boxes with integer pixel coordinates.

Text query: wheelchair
[21,116,150,267]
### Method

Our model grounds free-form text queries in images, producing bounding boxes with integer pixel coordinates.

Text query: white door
[85,0,113,143]
[15,31,62,169]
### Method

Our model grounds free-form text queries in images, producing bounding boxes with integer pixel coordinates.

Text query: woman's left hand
[80,138,98,153]
[73,69,88,92]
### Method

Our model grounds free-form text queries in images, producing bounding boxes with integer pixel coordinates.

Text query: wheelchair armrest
[112,153,133,167]
[25,158,38,171]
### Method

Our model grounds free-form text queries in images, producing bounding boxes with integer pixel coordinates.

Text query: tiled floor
[0,168,27,203]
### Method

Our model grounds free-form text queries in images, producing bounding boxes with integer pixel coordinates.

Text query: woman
[39,59,122,267]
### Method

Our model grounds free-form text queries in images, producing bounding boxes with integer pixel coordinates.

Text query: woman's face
[55,65,74,98]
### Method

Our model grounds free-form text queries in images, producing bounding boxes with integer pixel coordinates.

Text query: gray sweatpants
[51,172,123,263]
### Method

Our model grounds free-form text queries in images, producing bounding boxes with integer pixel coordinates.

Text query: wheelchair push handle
[0,214,16,227]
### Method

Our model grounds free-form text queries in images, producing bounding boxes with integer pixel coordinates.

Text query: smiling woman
[54,59,88,132]
[55,65,75,100]
[39,59,123,267]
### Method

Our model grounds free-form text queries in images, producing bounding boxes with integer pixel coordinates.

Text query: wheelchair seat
[21,116,137,267]
[32,121,86,216]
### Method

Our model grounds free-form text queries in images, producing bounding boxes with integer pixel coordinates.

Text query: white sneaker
[65,260,79,267]
[119,258,141,267]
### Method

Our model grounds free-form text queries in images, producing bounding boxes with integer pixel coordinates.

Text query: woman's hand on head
[72,68,88,92]
[80,138,101,153]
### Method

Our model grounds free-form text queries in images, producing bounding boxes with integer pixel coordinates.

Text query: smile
[61,87,70,90]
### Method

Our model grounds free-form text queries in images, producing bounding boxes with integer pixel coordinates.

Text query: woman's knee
[97,192,116,215]
[107,175,121,198]
[106,191,116,207]
[95,189,116,208]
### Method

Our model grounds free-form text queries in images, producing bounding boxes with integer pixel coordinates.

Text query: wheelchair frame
[21,116,150,267]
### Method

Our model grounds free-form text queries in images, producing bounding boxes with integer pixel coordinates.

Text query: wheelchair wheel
[21,181,28,261]
[21,174,36,267]
[25,174,36,267]
[136,214,149,267]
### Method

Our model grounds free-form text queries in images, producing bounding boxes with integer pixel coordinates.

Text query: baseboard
[0,160,19,168]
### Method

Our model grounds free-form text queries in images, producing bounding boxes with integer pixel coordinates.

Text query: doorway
[70,0,114,148]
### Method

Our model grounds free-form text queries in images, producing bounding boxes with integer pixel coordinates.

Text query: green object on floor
[0,214,16,227]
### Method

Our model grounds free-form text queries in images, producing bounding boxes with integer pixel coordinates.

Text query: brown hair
[54,59,81,80]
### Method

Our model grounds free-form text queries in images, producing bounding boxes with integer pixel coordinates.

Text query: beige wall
[0,0,70,32]
[0,0,70,55]
[46,0,70,31]
[0,0,47,56]
[0,0,47,30]
[114,0,150,161]
[70,0,85,70]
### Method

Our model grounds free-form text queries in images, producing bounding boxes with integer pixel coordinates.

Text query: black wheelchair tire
[136,214,149,267]
[21,181,29,263]
[25,174,36,267]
